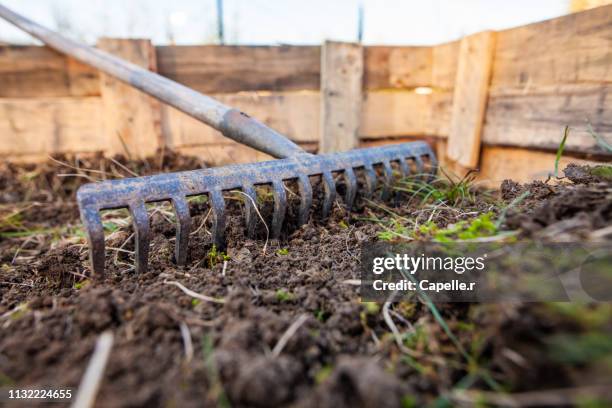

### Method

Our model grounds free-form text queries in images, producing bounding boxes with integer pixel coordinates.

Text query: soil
[1,152,611,407]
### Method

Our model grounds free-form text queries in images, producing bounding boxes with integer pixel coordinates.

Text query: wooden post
[446,31,495,169]
[319,41,363,153]
[97,38,162,158]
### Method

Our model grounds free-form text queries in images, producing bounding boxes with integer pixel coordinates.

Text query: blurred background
[0,0,608,46]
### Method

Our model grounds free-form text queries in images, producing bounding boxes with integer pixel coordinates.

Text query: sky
[0,0,571,46]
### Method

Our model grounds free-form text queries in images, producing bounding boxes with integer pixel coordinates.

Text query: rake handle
[0,4,306,159]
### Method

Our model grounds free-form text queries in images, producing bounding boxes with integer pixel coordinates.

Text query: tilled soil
[1,153,611,407]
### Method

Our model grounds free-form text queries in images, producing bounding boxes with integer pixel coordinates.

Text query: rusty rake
[0,4,437,277]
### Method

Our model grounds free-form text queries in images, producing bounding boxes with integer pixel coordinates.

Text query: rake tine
[209,189,226,249]
[363,164,377,198]
[297,174,312,226]
[242,184,258,238]
[381,160,394,201]
[81,207,106,277]
[427,153,439,182]
[415,156,425,179]
[129,202,150,274]
[398,158,411,178]
[343,167,358,209]
[321,171,336,218]
[393,159,411,205]
[271,180,287,238]
[171,196,191,265]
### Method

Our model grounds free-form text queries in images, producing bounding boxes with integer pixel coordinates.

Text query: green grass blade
[554,126,570,178]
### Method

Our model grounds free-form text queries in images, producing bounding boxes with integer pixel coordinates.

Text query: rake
[0,4,437,277]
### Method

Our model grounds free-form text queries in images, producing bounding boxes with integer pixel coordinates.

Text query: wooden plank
[361,91,428,137]
[164,90,449,149]
[156,45,320,93]
[491,5,612,90]
[477,145,606,187]
[364,46,432,89]
[174,142,318,167]
[447,31,496,168]
[432,40,460,90]
[0,45,99,97]
[436,140,605,187]
[319,41,364,153]
[97,38,162,158]
[0,97,104,155]
[484,84,612,155]
[163,91,321,147]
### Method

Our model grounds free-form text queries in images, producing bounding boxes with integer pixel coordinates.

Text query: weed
[73,279,90,290]
[314,309,328,322]
[393,169,479,206]
[377,220,410,241]
[338,220,348,229]
[554,125,570,178]
[7,302,29,320]
[403,325,428,350]
[416,213,498,242]
[314,365,334,384]
[207,244,230,268]
[590,165,612,180]
[191,299,201,307]
[275,289,294,302]
[276,248,289,256]
[187,195,208,205]
[362,301,380,315]
[401,394,417,408]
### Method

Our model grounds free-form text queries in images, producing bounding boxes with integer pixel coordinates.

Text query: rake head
[77,142,437,277]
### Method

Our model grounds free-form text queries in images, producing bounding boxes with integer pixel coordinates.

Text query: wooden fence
[0,5,610,185]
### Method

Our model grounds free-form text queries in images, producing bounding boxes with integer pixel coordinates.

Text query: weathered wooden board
[163,92,321,147]
[447,31,496,168]
[165,90,451,148]
[175,142,317,166]
[364,46,432,89]
[156,45,321,93]
[361,91,440,137]
[484,84,612,154]
[0,45,99,97]
[319,41,364,153]
[98,38,163,158]
[431,40,460,90]
[437,140,606,187]
[0,97,104,155]
[491,5,612,90]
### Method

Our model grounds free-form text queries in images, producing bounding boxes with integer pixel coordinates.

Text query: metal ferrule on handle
[0,4,306,159]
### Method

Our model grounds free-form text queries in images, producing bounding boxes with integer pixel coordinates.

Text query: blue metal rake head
[77,143,436,277]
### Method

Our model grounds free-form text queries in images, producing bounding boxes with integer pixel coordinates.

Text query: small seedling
[73,279,90,290]
[362,301,380,315]
[275,289,294,302]
[207,244,230,268]
[554,125,570,178]
[191,299,201,307]
[376,220,410,241]
[276,248,289,256]
[314,365,334,384]
[338,220,348,229]
[314,309,328,322]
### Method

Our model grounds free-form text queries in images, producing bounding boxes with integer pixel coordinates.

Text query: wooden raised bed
[0,5,610,185]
